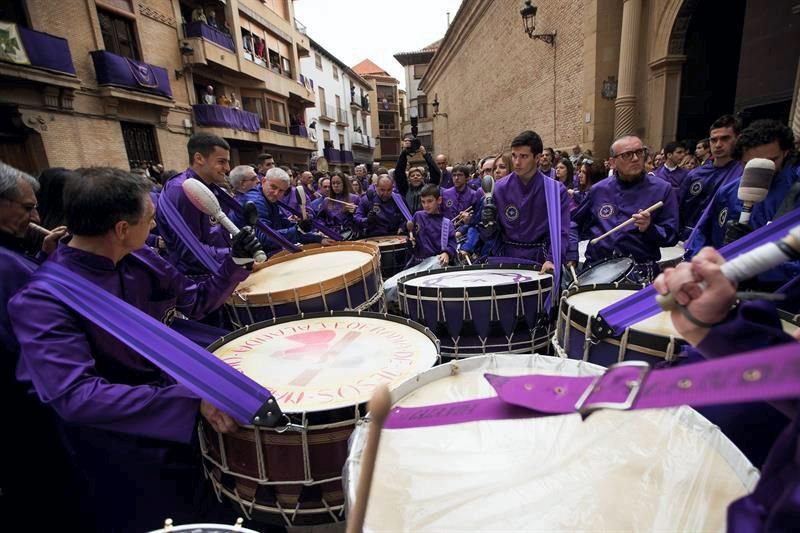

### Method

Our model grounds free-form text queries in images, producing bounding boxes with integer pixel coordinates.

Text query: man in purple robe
[10,168,253,532]
[492,130,576,270]
[572,135,679,283]
[0,162,83,529]
[653,140,689,191]
[442,164,482,239]
[539,147,556,179]
[355,175,406,236]
[156,133,234,277]
[408,184,457,266]
[678,115,742,241]
[396,139,441,214]
[435,153,454,189]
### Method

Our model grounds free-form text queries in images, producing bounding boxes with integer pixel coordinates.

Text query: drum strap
[391,192,414,222]
[158,189,222,274]
[383,339,800,430]
[440,217,451,253]
[543,177,562,311]
[275,198,343,241]
[33,260,285,429]
[211,184,301,253]
[596,207,800,338]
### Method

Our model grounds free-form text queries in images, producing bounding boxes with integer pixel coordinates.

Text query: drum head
[402,268,550,289]
[148,524,258,533]
[566,288,679,338]
[346,355,757,531]
[359,235,408,249]
[209,313,439,414]
[577,257,634,286]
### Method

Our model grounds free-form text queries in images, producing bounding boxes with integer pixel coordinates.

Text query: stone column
[614,0,643,138]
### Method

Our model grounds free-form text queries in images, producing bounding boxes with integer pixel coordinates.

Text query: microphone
[181,178,267,263]
[481,175,494,196]
[737,158,775,225]
[657,224,800,310]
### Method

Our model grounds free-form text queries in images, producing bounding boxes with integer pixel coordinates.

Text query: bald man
[436,153,453,189]
[354,175,405,236]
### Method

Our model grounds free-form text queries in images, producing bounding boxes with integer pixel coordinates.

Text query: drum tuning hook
[275,413,306,433]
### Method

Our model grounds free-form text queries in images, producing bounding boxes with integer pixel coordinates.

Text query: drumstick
[347,386,392,533]
[326,197,357,209]
[570,264,579,283]
[28,222,52,236]
[406,220,416,246]
[589,201,664,245]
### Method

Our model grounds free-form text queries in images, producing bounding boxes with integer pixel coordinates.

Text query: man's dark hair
[698,138,710,150]
[420,183,440,199]
[66,167,151,236]
[543,147,555,157]
[664,141,686,155]
[510,130,544,156]
[710,114,742,136]
[734,119,796,160]
[187,133,229,163]
[37,167,79,230]
[376,166,390,176]
[257,153,274,164]
[402,132,414,141]
[453,164,470,176]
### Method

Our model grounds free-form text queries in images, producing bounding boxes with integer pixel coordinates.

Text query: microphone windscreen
[738,158,775,203]
[406,220,415,232]
[182,178,221,216]
[481,175,494,195]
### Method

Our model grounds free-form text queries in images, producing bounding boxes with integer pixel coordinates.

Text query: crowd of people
[1,111,800,531]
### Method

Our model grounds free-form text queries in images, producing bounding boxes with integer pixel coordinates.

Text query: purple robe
[678,159,743,241]
[440,169,454,189]
[653,163,689,191]
[540,167,556,180]
[316,193,359,233]
[410,211,457,264]
[492,171,576,264]
[156,168,231,276]
[441,185,482,233]
[572,173,679,264]
[9,243,248,530]
[354,192,405,236]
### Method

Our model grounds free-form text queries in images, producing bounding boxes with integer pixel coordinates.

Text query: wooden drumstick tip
[368,385,392,425]
[589,201,664,245]
[28,222,52,236]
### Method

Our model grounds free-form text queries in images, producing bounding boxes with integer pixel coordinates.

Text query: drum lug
[589,315,614,341]
[252,397,286,428]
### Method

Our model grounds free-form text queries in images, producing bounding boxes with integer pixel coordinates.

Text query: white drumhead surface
[211,316,438,412]
[403,269,550,289]
[360,235,407,247]
[659,245,686,263]
[781,319,798,336]
[348,355,757,531]
[567,289,679,338]
[236,250,373,294]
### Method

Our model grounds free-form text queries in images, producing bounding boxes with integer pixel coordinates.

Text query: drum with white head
[658,244,686,270]
[357,235,410,280]
[200,312,439,526]
[397,264,552,359]
[345,354,758,531]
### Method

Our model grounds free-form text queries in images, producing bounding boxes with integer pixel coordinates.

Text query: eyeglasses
[613,148,648,161]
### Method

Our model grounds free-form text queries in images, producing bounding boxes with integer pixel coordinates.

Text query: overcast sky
[293,0,464,90]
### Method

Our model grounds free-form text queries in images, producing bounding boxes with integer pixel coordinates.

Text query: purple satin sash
[543,177,562,311]
[276,199,343,241]
[158,190,221,274]
[598,207,800,336]
[384,341,800,429]
[211,184,301,253]
[35,260,283,427]
[441,217,451,252]
[392,192,414,222]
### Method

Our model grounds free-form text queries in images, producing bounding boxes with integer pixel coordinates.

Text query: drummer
[315,172,359,238]
[492,130,576,270]
[408,184,457,267]
[572,135,679,283]
[231,167,331,255]
[442,164,481,240]
[355,175,406,237]
[9,167,250,531]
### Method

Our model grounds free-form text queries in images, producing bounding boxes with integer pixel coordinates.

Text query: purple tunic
[9,243,248,530]
[440,169,454,190]
[540,167,556,179]
[572,173,679,263]
[492,171,575,264]
[410,211,457,264]
[678,159,743,241]
[653,163,689,191]
[157,168,231,275]
[316,193,359,233]
[354,193,405,236]
[441,185,481,233]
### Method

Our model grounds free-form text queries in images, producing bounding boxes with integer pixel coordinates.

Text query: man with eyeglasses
[228,165,259,200]
[572,135,679,284]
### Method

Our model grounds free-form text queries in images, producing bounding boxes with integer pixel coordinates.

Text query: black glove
[367,209,378,225]
[723,220,752,245]
[298,218,313,232]
[231,226,262,260]
[243,201,258,226]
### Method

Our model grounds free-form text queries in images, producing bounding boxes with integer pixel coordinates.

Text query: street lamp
[432,94,447,118]
[409,106,418,137]
[520,1,556,46]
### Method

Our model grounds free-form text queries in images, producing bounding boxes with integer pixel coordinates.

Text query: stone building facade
[352,59,402,167]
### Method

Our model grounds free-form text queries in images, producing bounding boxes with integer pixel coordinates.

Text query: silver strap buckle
[574,360,651,419]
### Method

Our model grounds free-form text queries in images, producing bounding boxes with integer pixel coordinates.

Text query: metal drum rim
[396,263,554,298]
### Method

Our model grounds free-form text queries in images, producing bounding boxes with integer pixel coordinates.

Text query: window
[315,53,322,70]
[352,110,358,129]
[281,56,292,78]
[338,133,345,151]
[98,8,139,59]
[333,65,339,80]
[413,64,428,79]
[242,97,266,128]
[417,95,428,119]
[121,122,159,168]
[377,85,394,103]
[362,116,368,134]
[318,87,327,112]
[335,95,342,117]
[267,97,287,133]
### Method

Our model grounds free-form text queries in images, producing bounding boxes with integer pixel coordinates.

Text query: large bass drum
[200,312,439,526]
[345,355,758,531]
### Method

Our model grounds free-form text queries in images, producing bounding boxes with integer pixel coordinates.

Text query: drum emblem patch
[718,207,728,227]
[598,204,615,219]
[504,205,520,221]
[689,180,703,196]
[372,204,381,214]
[445,199,454,208]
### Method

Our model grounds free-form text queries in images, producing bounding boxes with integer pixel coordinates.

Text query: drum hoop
[230,243,380,306]
[398,287,551,302]
[397,264,553,298]
[576,257,635,286]
[560,284,683,357]
[357,236,409,251]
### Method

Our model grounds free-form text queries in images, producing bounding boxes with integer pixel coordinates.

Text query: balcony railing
[90,50,171,98]
[0,25,77,76]
[319,104,334,121]
[193,104,259,133]
[290,124,309,137]
[342,150,354,163]
[184,21,235,52]
[336,107,348,125]
[350,132,372,148]
[294,18,307,35]
[323,146,341,163]
[361,95,371,113]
